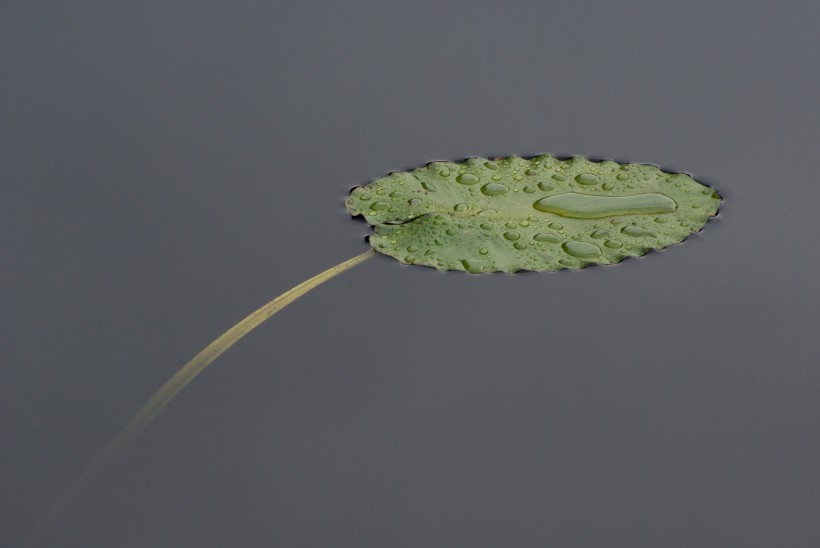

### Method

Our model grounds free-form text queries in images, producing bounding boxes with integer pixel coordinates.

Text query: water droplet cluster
[346,155,721,273]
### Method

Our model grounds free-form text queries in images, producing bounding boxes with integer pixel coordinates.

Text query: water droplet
[513,175,523,181]
[461,259,488,274]
[446,228,456,236]
[523,186,536,193]
[479,248,489,255]
[562,241,601,258]
[525,168,538,176]
[621,225,657,237]
[478,209,497,216]
[552,174,566,181]
[533,192,677,218]
[548,222,563,230]
[519,220,530,227]
[575,173,600,185]
[370,201,390,211]
[421,181,437,192]
[513,242,528,250]
[484,161,499,170]
[590,230,610,239]
[505,221,516,229]
[481,183,509,196]
[480,223,492,230]
[533,233,561,243]
[408,198,422,206]
[503,231,521,241]
[616,173,629,180]
[453,203,467,212]
[538,182,554,192]
[559,259,575,267]
[654,216,668,223]
[456,173,479,185]
[439,169,451,177]
[604,240,622,249]
[434,239,443,246]
[601,183,614,191]
[407,246,418,252]
[491,174,502,181]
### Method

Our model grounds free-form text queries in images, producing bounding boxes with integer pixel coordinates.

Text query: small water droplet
[654,216,668,223]
[407,246,418,252]
[552,174,566,181]
[370,201,390,211]
[480,223,493,230]
[479,248,489,255]
[575,173,600,185]
[408,198,422,206]
[439,169,451,177]
[523,186,536,193]
[533,233,561,243]
[491,174,502,181]
[590,230,610,239]
[549,222,563,229]
[601,183,614,191]
[525,168,538,176]
[404,256,414,262]
[538,182,554,192]
[621,225,657,237]
[519,220,530,227]
[478,209,497,216]
[616,173,629,180]
[562,241,601,258]
[604,240,622,249]
[484,161,499,170]
[445,229,456,236]
[421,181,437,192]
[481,183,509,196]
[559,259,575,267]
[514,175,523,181]
[505,221,516,229]
[456,173,479,185]
[513,242,528,250]
[453,203,467,212]
[503,231,521,241]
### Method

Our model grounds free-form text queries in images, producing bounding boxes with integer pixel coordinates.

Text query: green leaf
[346,155,720,273]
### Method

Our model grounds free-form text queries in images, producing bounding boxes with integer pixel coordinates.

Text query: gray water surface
[3,2,820,547]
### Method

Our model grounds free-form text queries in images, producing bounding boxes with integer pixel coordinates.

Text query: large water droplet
[408,198,422,206]
[481,183,510,196]
[552,174,566,181]
[421,181,437,192]
[590,230,610,239]
[621,225,657,237]
[461,259,488,274]
[503,231,521,241]
[533,233,561,243]
[484,161,499,170]
[575,173,600,185]
[453,203,467,212]
[562,241,602,258]
[604,240,622,249]
[456,173,479,185]
[533,192,677,218]
[513,242,528,250]
[370,201,390,211]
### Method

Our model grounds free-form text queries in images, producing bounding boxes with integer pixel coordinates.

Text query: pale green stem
[24,249,375,547]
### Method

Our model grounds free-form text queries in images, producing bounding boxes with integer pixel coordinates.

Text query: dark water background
[3,2,819,546]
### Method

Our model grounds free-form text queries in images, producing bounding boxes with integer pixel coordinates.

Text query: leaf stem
[24,248,375,546]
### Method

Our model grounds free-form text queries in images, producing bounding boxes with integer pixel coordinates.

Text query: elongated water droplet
[604,240,622,249]
[421,181,437,192]
[533,233,561,243]
[552,174,566,181]
[621,225,657,237]
[370,201,390,211]
[601,182,614,191]
[408,198,422,206]
[439,169,451,177]
[484,161,499,170]
[533,193,677,219]
[456,173,479,185]
[481,183,510,196]
[590,230,610,239]
[513,242,528,250]
[523,186,536,193]
[575,173,600,185]
[562,241,601,258]
[453,203,467,212]
[407,245,418,252]
[478,209,497,216]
